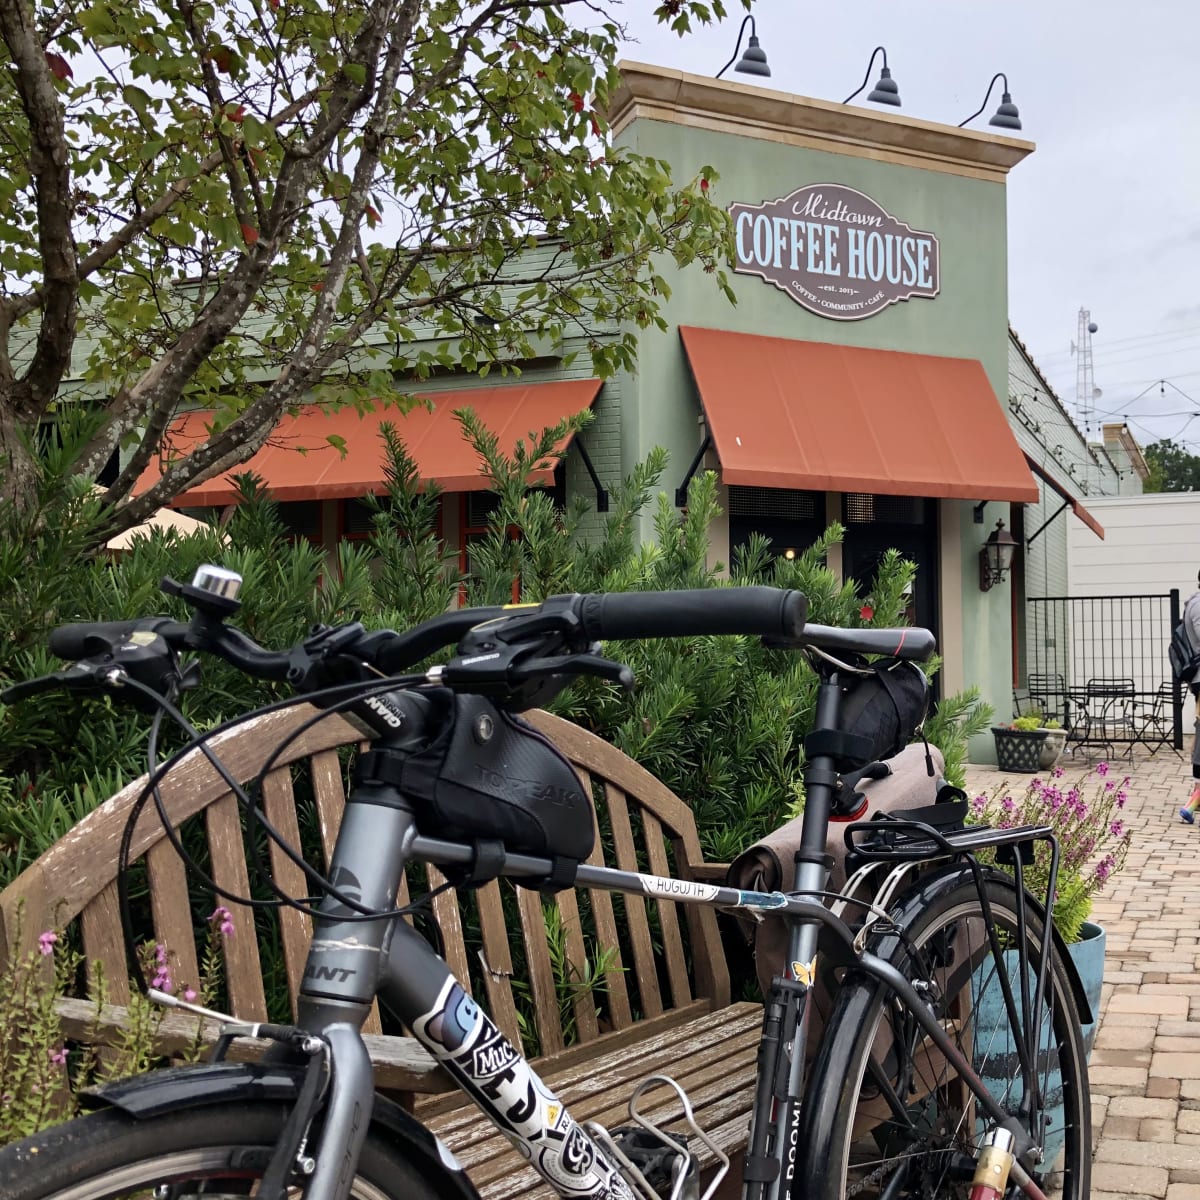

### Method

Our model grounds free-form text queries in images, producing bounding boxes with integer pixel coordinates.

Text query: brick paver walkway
[963,747,1200,1199]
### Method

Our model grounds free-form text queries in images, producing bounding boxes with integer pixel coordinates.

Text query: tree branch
[0,0,78,419]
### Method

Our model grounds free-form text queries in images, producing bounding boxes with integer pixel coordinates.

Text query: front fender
[81,1062,480,1200]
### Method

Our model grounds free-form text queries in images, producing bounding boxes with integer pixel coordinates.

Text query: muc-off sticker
[412,979,634,1200]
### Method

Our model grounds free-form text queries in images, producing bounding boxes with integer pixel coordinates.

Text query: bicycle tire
[0,1101,448,1200]
[795,867,1091,1200]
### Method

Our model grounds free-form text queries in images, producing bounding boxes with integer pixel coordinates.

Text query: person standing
[1179,572,1200,823]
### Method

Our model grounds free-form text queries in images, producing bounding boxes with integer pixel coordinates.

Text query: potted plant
[968,764,1131,1160]
[1037,715,1066,769]
[1017,707,1067,769]
[991,716,1048,772]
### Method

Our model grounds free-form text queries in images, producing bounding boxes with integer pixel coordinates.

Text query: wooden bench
[0,705,760,1197]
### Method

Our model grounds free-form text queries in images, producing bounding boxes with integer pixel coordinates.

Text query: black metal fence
[1024,591,1185,754]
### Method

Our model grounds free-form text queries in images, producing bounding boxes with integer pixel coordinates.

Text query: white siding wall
[1007,333,1115,601]
[1065,492,1198,691]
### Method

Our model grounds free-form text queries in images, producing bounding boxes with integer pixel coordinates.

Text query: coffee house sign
[730,183,940,321]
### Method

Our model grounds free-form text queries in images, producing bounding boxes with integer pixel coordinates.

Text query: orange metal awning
[1023,454,1105,540]
[136,380,602,505]
[678,326,1040,503]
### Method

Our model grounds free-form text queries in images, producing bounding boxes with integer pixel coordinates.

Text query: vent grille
[843,494,927,525]
[728,487,821,521]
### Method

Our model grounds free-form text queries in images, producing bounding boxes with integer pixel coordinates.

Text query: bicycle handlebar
[48,617,184,661]
[576,586,807,642]
[28,570,815,724]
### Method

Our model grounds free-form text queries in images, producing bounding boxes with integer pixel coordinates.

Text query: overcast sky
[618,1,1200,454]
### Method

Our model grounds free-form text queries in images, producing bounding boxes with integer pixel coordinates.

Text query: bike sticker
[735,889,790,909]
[412,979,635,1200]
[638,874,720,902]
[790,957,817,987]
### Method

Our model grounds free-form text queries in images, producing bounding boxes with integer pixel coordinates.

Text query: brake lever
[1,664,108,705]
[512,653,635,693]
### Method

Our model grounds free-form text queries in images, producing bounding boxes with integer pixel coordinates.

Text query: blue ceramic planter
[971,921,1105,1167]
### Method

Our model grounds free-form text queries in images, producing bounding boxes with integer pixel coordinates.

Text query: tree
[1144,439,1200,493]
[0,0,744,541]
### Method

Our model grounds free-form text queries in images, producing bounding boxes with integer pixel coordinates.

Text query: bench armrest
[54,996,452,1094]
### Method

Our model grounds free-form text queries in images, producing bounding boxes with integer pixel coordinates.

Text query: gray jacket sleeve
[1187,592,1200,650]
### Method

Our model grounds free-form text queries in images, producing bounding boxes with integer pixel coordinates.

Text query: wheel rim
[35,1147,397,1200]
[835,895,1086,1199]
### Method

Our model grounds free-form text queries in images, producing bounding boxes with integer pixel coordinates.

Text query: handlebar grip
[48,616,182,661]
[577,587,807,642]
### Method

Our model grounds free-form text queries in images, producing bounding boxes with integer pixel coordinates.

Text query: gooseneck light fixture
[843,46,900,107]
[979,519,1019,591]
[959,72,1022,130]
[715,15,771,80]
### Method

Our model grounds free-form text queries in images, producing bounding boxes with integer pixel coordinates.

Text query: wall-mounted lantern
[979,519,1019,591]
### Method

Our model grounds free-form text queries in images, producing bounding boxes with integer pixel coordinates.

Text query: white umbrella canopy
[90,488,228,551]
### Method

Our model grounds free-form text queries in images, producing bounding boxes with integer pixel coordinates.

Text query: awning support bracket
[573,437,609,513]
[675,434,713,507]
[1025,499,1070,546]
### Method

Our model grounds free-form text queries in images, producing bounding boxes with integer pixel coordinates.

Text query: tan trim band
[611,62,1035,185]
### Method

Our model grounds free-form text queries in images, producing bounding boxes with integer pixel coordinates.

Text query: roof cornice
[611,61,1035,184]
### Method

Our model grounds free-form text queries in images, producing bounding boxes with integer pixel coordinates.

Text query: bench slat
[427,864,473,997]
[205,794,268,1021]
[578,768,632,1032]
[261,768,313,1020]
[310,749,347,864]
[554,887,599,1042]
[476,879,523,1048]
[641,810,692,1011]
[604,783,661,1018]
[81,880,131,1004]
[518,887,564,1056]
[146,838,201,995]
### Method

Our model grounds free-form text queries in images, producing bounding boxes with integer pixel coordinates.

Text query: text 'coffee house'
[732,184,940,320]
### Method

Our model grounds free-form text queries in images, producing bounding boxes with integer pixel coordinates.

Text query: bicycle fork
[743,678,843,1200]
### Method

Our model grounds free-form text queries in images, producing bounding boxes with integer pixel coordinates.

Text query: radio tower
[1070,308,1099,437]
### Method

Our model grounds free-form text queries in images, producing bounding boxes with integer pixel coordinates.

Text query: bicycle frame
[278,678,1071,1200]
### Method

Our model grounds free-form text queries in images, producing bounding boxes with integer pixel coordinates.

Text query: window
[728,486,826,563]
[277,501,322,544]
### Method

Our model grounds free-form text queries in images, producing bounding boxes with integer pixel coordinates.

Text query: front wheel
[0,1102,447,1200]
[795,869,1091,1200]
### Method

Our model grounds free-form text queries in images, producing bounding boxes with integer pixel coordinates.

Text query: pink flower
[151,970,173,993]
[1051,766,1065,779]
[209,906,235,937]
[1096,761,1110,777]
[1110,820,1124,838]
[184,987,198,1002]
[49,1048,67,1066]
[37,930,57,957]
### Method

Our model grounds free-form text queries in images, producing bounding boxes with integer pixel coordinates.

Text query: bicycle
[0,565,1091,1200]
